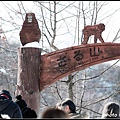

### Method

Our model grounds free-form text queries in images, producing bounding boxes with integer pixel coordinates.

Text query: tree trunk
[68,74,73,101]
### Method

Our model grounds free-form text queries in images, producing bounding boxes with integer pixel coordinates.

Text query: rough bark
[16,47,41,115]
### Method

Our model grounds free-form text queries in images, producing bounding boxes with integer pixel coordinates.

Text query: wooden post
[16,47,41,115]
[15,13,41,115]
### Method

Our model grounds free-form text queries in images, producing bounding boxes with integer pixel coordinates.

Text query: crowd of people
[0,89,119,119]
[41,98,120,119]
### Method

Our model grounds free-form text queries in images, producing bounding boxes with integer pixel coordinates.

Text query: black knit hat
[0,90,12,100]
[15,95,27,110]
[62,99,76,113]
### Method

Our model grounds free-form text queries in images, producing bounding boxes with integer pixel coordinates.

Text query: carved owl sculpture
[19,13,41,46]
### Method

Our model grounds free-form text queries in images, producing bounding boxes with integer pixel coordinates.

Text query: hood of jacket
[0,97,12,111]
[102,102,119,118]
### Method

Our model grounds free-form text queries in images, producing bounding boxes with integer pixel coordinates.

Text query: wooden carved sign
[18,15,120,92]
[40,42,120,91]
[19,13,41,46]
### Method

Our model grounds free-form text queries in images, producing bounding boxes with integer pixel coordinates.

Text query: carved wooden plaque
[40,42,120,91]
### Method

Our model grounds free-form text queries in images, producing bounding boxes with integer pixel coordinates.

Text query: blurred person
[15,94,37,118]
[15,95,27,110]
[0,89,23,118]
[101,101,120,118]
[41,107,70,118]
[61,98,81,118]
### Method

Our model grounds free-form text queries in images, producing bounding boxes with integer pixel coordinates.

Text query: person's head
[15,95,27,110]
[41,107,69,118]
[102,101,119,118]
[0,89,12,100]
[61,98,76,114]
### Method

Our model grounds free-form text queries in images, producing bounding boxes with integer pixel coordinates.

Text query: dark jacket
[0,96,23,118]
[15,95,37,118]
[22,106,37,118]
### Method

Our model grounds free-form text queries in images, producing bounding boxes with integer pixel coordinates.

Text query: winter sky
[0,1,120,66]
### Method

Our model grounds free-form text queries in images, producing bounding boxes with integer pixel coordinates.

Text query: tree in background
[0,1,120,118]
